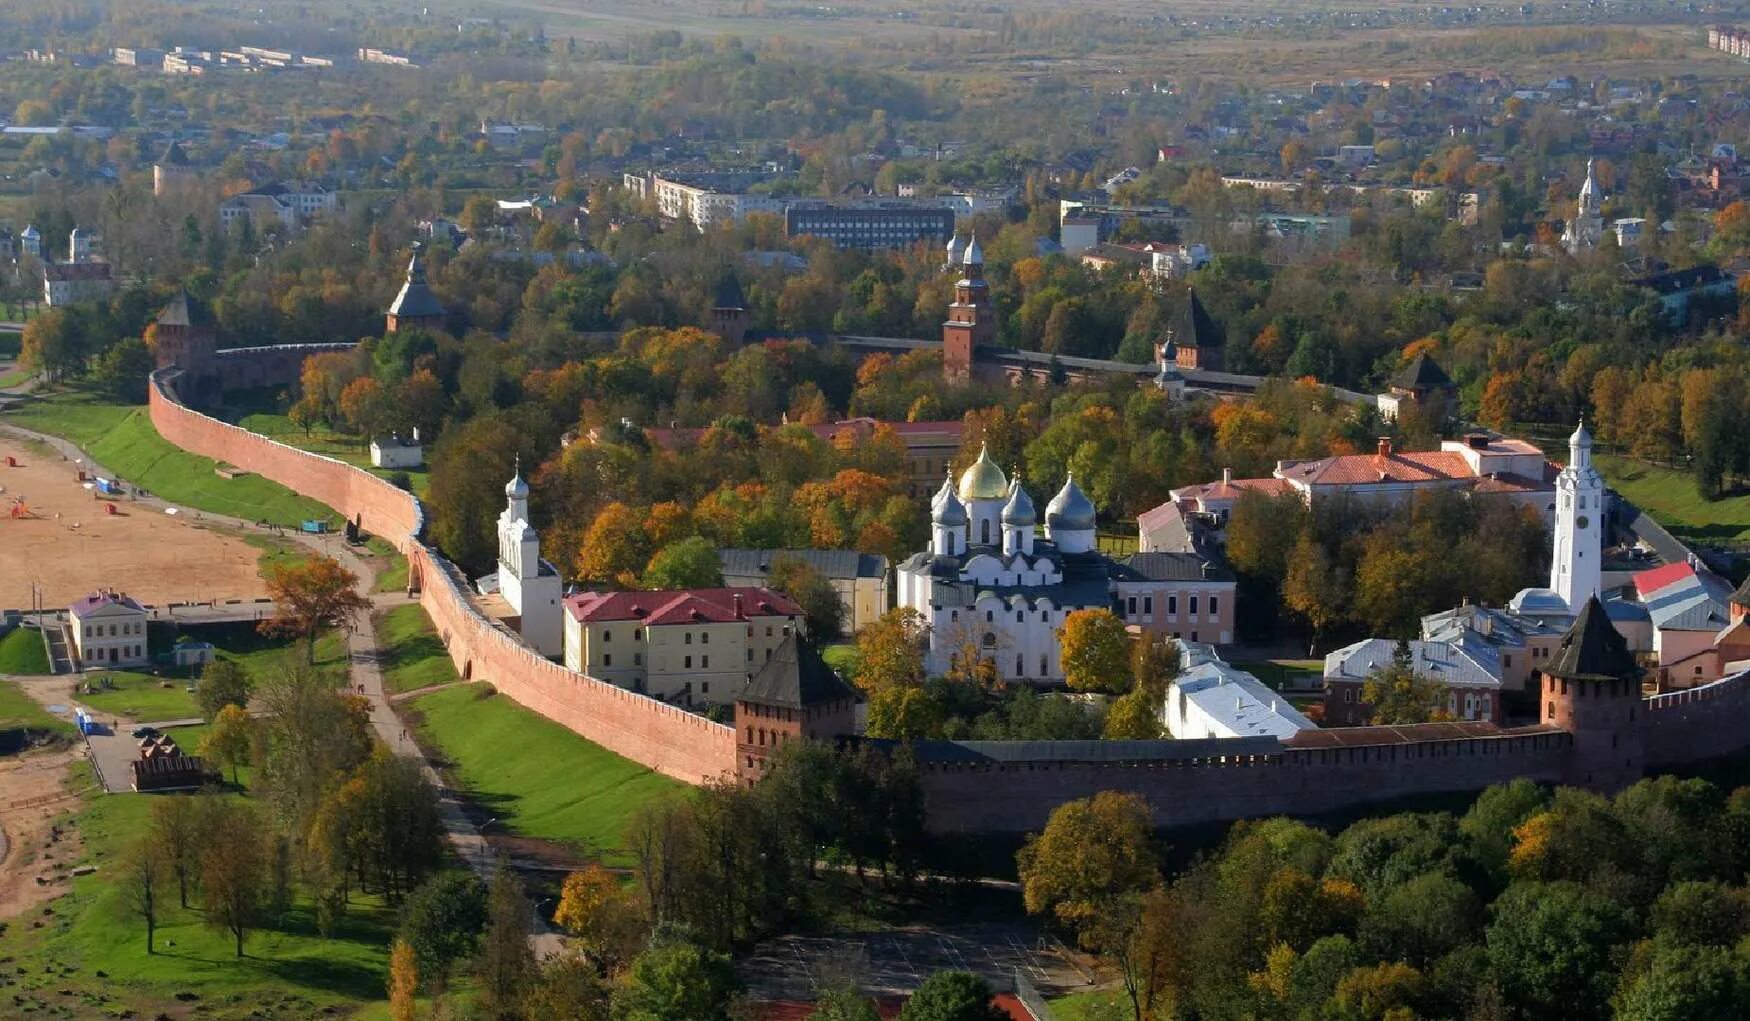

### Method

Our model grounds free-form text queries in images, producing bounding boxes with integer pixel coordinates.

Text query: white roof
[1172,661,1315,738]
[1324,638,1503,690]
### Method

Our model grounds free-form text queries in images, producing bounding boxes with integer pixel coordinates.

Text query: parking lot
[739,921,1090,1001]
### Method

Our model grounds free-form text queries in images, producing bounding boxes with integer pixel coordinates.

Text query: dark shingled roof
[712,272,747,310]
[388,247,447,320]
[158,141,189,166]
[1175,286,1224,352]
[1391,352,1453,392]
[1732,575,1750,609]
[740,637,858,710]
[156,290,213,328]
[1543,596,1640,683]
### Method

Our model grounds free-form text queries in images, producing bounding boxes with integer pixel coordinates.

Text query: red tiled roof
[1278,450,1473,487]
[1136,499,1190,533]
[1635,561,1696,600]
[1173,477,1291,503]
[1469,470,1557,494]
[563,586,802,624]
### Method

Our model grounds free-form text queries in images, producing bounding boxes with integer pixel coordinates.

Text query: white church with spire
[1562,158,1605,254]
[475,462,563,657]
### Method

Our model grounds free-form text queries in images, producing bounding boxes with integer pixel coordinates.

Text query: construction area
[0,435,269,611]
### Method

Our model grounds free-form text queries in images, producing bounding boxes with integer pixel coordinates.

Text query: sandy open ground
[0,435,269,610]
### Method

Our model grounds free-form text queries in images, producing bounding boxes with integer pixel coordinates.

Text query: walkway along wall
[148,365,738,784]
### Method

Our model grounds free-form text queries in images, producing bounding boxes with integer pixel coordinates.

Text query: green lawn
[238,408,430,497]
[3,390,336,528]
[1597,453,1750,543]
[1049,989,1128,1020]
[245,533,312,580]
[376,604,458,695]
[408,682,683,865]
[75,670,200,722]
[1232,659,1324,691]
[0,761,402,1019]
[822,642,860,684]
[0,624,50,674]
[375,550,410,594]
[0,677,73,739]
[194,621,347,685]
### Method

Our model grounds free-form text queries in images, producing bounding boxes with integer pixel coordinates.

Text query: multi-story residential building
[1323,637,1505,726]
[716,549,890,634]
[69,590,150,669]
[783,201,956,250]
[218,181,337,234]
[621,170,785,231]
[561,587,805,706]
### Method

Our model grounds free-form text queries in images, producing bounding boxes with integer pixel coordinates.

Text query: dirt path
[0,431,271,609]
[0,743,86,922]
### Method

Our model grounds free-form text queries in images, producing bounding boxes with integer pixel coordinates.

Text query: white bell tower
[1550,420,1603,611]
[494,458,563,657]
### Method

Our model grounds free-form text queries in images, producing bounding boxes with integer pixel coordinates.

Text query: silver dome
[1045,473,1096,531]
[1001,478,1037,526]
[931,475,968,527]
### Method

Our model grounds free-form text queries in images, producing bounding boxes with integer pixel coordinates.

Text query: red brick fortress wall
[916,729,1572,834]
[1643,671,1750,769]
[148,366,738,784]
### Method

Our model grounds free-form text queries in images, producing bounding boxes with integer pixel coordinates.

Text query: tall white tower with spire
[1562,158,1605,254]
[492,459,563,657]
[1550,420,1604,610]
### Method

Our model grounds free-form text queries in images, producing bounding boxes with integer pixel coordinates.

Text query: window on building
[1209,596,1219,615]
[766,648,773,661]
[1503,655,1512,668]
[1127,596,1137,615]
[603,653,612,667]
[1345,689,1355,703]
[1191,631,1198,642]
[982,633,997,649]
[1143,596,1152,615]
[685,633,692,645]
[1041,654,1049,675]
[985,610,994,622]
[634,653,642,666]
[1016,611,1024,623]
[603,630,612,642]
[633,629,642,640]
[702,656,710,668]
[702,632,709,644]
[702,682,709,694]
[950,610,959,622]
[1168,596,1177,615]
[1190,596,1200,616]
[766,626,773,637]
[1016,655,1024,676]
[685,655,692,669]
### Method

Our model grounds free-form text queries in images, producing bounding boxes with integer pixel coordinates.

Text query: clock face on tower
[1575,515,1590,530]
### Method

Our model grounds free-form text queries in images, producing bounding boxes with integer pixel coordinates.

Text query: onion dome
[931,473,968,526]
[505,458,529,500]
[1001,477,1037,526]
[957,444,1009,501]
[962,232,983,267]
[1570,418,1592,449]
[1046,473,1096,531]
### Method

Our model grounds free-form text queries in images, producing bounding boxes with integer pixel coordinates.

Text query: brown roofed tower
[1540,595,1645,790]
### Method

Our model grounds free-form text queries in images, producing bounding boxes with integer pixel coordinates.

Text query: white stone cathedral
[482,463,563,656]
[1562,158,1604,254]
[1549,420,1603,611]
[896,446,1120,683]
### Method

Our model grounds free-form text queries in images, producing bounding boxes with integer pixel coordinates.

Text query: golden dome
[957,444,1010,502]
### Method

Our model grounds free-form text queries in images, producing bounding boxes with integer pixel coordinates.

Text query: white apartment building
[69,590,150,669]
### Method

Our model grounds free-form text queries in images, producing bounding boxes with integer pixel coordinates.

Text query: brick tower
[1541,594,1644,791]
[734,637,859,782]
[708,272,750,347]
[385,243,448,334]
[150,290,219,402]
[942,233,995,383]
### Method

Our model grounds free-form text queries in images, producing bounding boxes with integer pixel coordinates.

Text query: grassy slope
[409,683,682,866]
[0,624,50,674]
[1597,453,1750,543]
[0,762,399,1019]
[377,603,458,695]
[4,391,334,528]
[238,408,431,498]
[1050,989,1128,1020]
[75,670,199,722]
[0,677,72,735]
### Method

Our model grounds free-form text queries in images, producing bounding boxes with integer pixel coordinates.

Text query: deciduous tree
[1058,609,1131,694]
[120,832,170,954]
[1018,792,1159,941]
[259,555,369,664]
[642,536,725,590]
[896,971,1009,1021]
[200,704,255,784]
[198,799,268,957]
[388,938,419,1021]
[195,659,252,720]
